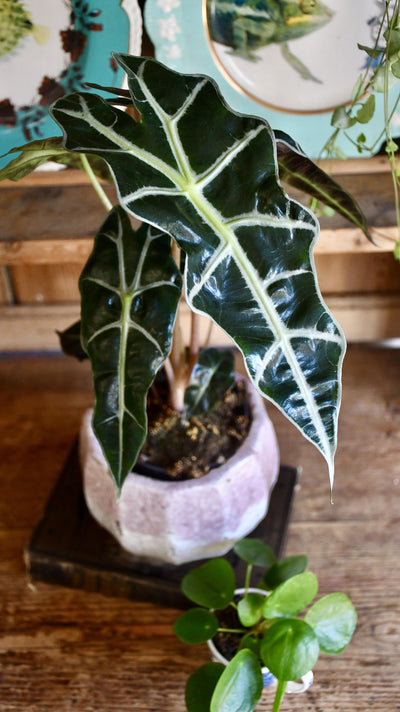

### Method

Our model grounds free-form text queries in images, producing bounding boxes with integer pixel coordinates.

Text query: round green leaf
[237,593,265,627]
[186,663,225,712]
[260,619,319,681]
[173,608,219,644]
[211,649,263,712]
[233,538,276,568]
[261,555,308,590]
[305,592,357,654]
[181,559,235,609]
[262,572,318,619]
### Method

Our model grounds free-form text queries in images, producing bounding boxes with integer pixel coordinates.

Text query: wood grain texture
[0,345,399,710]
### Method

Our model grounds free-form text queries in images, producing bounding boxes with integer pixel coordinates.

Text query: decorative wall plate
[0,0,142,167]
[144,0,399,158]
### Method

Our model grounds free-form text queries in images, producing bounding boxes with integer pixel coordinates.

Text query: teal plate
[144,0,400,158]
[0,0,142,168]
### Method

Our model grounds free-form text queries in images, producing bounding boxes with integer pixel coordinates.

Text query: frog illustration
[206,0,334,82]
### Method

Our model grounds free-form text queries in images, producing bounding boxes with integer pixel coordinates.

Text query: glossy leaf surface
[275,130,372,242]
[210,649,263,712]
[262,572,318,619]
[79,206,182,490]
[237,593,266,627]
[51,55,346,488]
[183,347,234,419]
[181,558,235,610]
[260,619,319,681]
[305,592,357,654]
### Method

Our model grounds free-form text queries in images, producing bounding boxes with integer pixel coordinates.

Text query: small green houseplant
[174,537,357,712]
[0,54,370,499]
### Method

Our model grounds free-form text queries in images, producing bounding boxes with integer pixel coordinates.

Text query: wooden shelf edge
[2,296,400,352]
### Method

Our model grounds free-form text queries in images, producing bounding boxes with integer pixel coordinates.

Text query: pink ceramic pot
[80,380,279,565]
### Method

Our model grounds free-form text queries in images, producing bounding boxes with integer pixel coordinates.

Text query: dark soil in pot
[136,377,251,482]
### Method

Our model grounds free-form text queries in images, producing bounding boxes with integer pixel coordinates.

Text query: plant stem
[272,680,287,712]
[80,154,112,211]
[244,564,252,594]
[216,627,244,634]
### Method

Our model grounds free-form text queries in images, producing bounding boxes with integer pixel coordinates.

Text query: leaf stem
[80,153,112,212]
[272,680,288,712]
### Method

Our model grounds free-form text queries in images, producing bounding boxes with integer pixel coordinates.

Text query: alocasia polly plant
[174,537,357,712]
[0,54,371,493]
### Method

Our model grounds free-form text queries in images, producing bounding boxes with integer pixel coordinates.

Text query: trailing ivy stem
[384,4,400,247]
[80,153,113,212]
[272,679,288,712]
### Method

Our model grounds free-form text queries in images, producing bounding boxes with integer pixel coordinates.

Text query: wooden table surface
[1,344,399,711]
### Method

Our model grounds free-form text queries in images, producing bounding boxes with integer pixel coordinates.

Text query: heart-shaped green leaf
[211,649,263,712]
[260,618,319,681]
[183,347,235,419]
[173,608,219,644]
[305,592,357,654]
[186,663,225,712]
[79,206,182,490]
[51,54,346,489]
[181,558,235,610]
[262,572,318,619]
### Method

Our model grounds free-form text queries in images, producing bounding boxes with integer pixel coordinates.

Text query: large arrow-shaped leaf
[79,206,182,491]
[51,55,346,489]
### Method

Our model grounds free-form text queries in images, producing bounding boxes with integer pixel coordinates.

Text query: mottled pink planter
[80,381,280,565]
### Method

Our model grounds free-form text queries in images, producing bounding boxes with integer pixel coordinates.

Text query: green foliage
[176,537,356,712]
[322,0,400,259]
[183,348,235,419]
[0,55,370,491]
[181,558,236,610]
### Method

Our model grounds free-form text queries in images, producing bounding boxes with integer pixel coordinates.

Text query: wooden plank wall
[1,157,400,351]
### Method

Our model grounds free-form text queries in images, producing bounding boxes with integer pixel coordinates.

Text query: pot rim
[207,587,313,695]
[84,376,279,493]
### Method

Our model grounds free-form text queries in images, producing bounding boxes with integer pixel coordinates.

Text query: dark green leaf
[237,593,265,627]
[183,347,235,419]
[0,137,112,182]
[357,43,383,59]
[186,663,225,712]
[233,538,276,568]
[260,619,319,681]
[173,608,219,644]
[356,95,375,124]
[57,321,87,361]
[261,555,308,590]
[275,130,372,243]
[51,55,346,489]
[262,572,318,618]
[305,592,357,654]
[211,649,263,712]
[181,559,235,609]
[0,138,69,180]
[79,206,182,490]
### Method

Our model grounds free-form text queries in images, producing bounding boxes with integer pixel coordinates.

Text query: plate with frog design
[144,0,399,157]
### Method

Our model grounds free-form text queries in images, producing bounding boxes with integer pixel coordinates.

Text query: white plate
[0,0,142,167]
[145,0,399,157]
